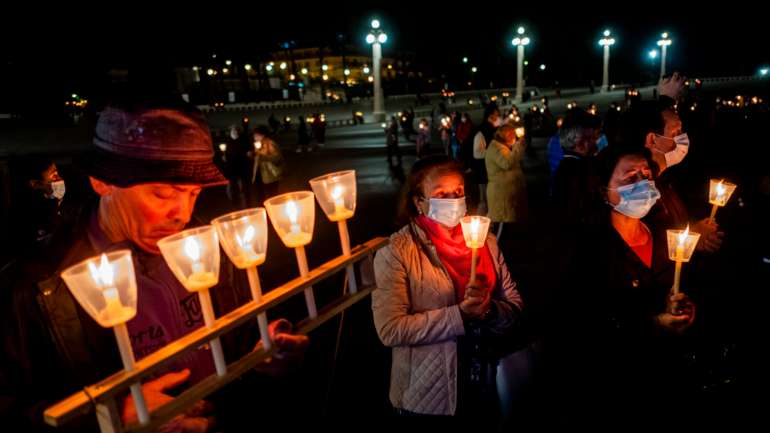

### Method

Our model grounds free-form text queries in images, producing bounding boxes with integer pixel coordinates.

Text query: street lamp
[657,32,672,79]
[367,18,388,122]
[760,67,769,77]
[471,66,478,73]
[598,29,616,93]
[511,26,531,102]
[462,57,468,64]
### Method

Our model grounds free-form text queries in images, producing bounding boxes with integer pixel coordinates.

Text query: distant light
[471,66,478,73]
[322,74,329,81]
[301,67,309,74]
[279,62,287,70]
[363,66,370,74]
[322,64,329,71]
[462,57,468,63]
[378,33,388,44]
[760,68,769,76]
[371,19,380,29]
[524,60,529,66]
[387,64,393,70]
[603,29,611,37]
[512,37,521,46]
[521,37,530,45]
[71,93,78,99]
[368,76,374,82]
[662,32,669,39]
[192,66,200,71]
[289,74,296,80]
[225,60,232,66]
[366,34,375,44]
[649,49,658,59]
[244,64,252,71]
[222,68,229,74]
[207,68,215,76]
[266,64,273,72]
[517,26,525,35]
[539,64,546,71]
[344,68,351,76]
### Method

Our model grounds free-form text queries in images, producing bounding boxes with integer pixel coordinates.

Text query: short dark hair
[397,155,464,224]
[618,101,668,152]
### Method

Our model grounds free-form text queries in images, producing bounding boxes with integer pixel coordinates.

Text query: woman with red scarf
[372,155,523,426]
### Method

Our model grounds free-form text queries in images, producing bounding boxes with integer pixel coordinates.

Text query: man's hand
[253,319,309,376]
[692,218,724,253]
[459,285,491,320]
[658,71,686,100]
[122,369,215,432]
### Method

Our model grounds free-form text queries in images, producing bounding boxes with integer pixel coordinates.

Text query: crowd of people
[0,71,766,431]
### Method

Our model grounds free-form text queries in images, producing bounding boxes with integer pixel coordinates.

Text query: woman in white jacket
[372,155,523,426]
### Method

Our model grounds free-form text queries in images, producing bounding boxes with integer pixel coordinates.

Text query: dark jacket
[552,151,603,229]
[0,202,257,432]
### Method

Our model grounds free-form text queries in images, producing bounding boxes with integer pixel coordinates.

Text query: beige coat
[485,139,528,222]
[251,137,284,184]
[372,222,523,415]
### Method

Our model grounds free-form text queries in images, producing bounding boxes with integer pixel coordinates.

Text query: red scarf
[415,215,498,301]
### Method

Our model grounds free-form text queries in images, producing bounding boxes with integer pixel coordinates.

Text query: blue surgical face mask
[427,197,467,228]
[610,179,660,219]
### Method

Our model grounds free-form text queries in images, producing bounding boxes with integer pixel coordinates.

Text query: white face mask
[230,130,239,140]
[655,133,689,167]
[427,197,467,228]
[50,180,66,200]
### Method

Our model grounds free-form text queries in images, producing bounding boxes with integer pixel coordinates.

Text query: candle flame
[470,217,480,234]
[285,200,299,224]
[184,237,201,262]
[678,225,690,245]
[331,185,344,201]
[254,140,262,150]
[88,254,115,287]
[716,180,726,197]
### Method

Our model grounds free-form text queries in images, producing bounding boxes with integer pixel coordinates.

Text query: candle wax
[99,287,135,326]
[283,232,312,248]
[232,252,266,269]
[185,272,217,292]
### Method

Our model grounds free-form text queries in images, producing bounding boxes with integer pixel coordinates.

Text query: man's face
[652,109,683,153]
[98,182,202,254]
[30,163,62,195]
[575,128,598,156]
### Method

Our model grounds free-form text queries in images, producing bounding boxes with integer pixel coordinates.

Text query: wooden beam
[44,237,388,428]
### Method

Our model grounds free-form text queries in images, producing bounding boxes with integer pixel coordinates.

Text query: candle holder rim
[211,207,266,225]
[60,248,134,278]
[157,225,216,248]
[308,169,356,185]
[264,190,315,206]
[460,215,492,223]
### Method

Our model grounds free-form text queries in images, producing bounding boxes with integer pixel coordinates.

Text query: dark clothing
[552,152,603,229]
[0,201,259,432]
[545,223,690,426]
[472,121,495,184]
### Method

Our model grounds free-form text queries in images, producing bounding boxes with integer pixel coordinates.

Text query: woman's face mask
[427,197,467,228]
[609,179,661,219]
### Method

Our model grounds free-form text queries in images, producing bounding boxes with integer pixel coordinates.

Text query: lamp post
[657,32,672,79]
[366,19,388,122]
[511,26,531,103]
[598,30,616,93]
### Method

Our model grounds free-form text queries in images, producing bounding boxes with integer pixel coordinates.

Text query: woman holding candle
[547,148,697,424]
[485,124,528,240]
[372,155,523,426]
[250,126,284,205]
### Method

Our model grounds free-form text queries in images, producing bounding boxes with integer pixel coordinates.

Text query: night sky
[2,3,767,109]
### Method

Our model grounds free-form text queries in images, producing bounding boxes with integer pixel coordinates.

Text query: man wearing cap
[0,100,307,432]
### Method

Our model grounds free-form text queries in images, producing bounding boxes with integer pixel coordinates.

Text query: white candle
[283,200,311,247]
[184,237,216,291]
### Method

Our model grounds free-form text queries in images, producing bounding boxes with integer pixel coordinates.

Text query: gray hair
[559,110,594,151]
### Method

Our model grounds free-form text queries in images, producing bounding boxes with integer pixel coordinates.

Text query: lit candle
[254,140,262,150]
[184,237,217,292]
[218,143,227,152]
[460,216,491,286]
[672,227,687,295]
[88,254,132,324]
[515,127,525,139]
[708,179,737,223]
[283,200,312,247]
[667,226,700,297]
